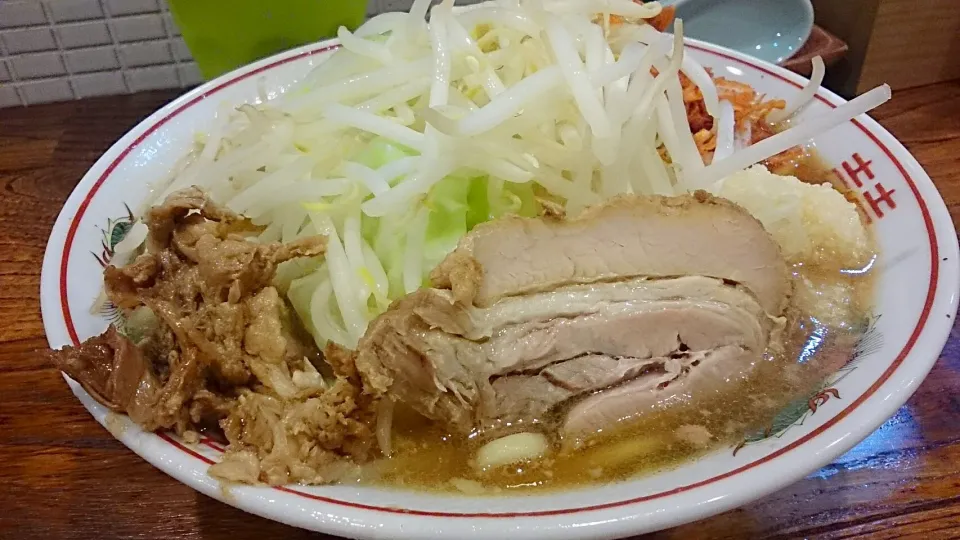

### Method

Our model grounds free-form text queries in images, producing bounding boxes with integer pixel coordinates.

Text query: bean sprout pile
[149,0,890,349]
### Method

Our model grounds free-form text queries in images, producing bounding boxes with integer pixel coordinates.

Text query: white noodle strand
[767,56,826,123]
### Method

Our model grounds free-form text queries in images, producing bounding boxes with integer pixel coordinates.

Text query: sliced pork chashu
[357,193,790,441]
[431,191,790,314]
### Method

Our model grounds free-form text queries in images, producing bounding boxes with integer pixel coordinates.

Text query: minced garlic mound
[711,165,870,267]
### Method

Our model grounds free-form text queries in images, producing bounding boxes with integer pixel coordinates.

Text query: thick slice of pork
[357,194,789,441]
[431,191,790,314]
[358,276,782,437]
[562,345,751,437]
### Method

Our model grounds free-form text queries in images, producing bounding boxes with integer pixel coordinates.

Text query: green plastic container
[168,0,367,80]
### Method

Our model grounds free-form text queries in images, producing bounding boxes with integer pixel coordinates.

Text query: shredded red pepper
[607,1,797,168]
[683,75,789,165]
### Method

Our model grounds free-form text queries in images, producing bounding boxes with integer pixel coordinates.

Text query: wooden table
[1,81,959,540]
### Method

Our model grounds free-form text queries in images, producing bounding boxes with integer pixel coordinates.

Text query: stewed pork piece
[50,188,380,485]
[430,191,790,314]
[356,192,790,441]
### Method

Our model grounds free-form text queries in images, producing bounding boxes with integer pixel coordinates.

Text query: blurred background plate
[667,0,815,65]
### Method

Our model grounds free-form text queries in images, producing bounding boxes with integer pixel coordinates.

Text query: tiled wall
[0,0,477,108]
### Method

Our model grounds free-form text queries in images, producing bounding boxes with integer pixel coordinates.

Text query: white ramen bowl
[40,36,959,540]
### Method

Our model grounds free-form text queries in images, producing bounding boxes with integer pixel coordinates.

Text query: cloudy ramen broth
[359,151,877,494]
